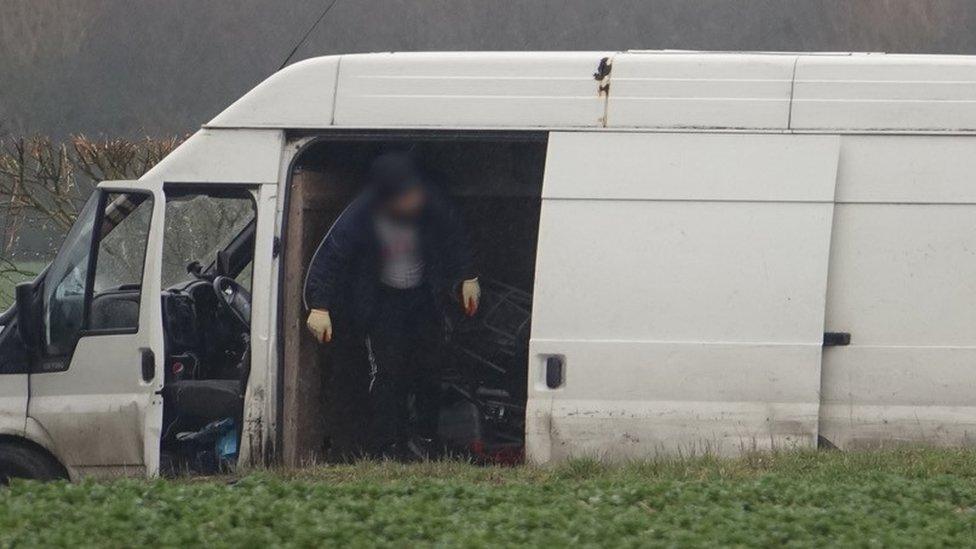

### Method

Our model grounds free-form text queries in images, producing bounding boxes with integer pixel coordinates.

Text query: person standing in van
[304,151,480,459]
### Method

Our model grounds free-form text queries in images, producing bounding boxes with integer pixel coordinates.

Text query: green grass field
[3,449,976,547]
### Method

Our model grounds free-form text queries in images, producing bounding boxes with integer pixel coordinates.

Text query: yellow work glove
[306,309,333,343]
[462,278,481,317]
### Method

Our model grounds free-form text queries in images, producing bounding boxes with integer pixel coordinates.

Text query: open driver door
[26,180,165,477]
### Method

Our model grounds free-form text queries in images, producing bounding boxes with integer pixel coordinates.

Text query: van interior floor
[282,135,547,465]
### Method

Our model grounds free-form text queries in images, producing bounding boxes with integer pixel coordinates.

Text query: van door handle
[545,356,565,389]
[140,348,156,382]
[823,332,851,347]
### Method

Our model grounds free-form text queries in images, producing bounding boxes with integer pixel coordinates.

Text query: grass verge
[2,448,976,547]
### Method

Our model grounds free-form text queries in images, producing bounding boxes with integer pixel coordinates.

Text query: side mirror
[15,282,41,354]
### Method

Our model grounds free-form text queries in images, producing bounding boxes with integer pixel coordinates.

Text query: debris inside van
[440,278,529,464]
[167,418,238,475]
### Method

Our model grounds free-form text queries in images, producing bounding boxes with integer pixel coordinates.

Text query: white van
[4,50,976,480]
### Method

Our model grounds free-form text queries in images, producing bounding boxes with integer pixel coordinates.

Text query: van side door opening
[280,134,547,465]
[157,185,257,476]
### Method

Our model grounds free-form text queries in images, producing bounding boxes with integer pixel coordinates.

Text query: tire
[0,442,68,484]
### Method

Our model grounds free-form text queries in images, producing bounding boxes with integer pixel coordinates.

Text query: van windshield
[43,191,153,355]
[43,194,98,355]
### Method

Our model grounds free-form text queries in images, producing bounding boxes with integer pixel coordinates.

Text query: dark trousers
[365,286,443,456]
[325,333,371,461]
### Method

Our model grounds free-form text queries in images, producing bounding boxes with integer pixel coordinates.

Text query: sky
[3,0,976,137]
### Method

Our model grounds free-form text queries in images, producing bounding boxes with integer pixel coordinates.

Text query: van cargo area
[280,135,547,465]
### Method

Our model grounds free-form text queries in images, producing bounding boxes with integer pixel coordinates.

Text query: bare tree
[0,134,182,305]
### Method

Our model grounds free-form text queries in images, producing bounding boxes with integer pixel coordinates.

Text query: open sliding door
[526,132,839,461]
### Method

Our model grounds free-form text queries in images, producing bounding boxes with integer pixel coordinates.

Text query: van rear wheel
[0,442,67,484]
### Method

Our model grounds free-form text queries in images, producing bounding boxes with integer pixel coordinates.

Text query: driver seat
[163,379,242,423]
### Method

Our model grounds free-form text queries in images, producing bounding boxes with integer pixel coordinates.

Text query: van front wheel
[0,442,68,484]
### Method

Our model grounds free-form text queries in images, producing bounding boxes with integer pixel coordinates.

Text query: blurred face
[383,184,427,220]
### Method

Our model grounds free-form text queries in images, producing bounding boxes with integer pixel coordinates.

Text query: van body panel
[530,201,834,343]
[540,132,839,202]
[0,373,27,435]
[208,57,340,129]
[527,132,838,460]
[836,135,976,203]
[821,353,976,449]
[792,55,976,132]
[534,339,823,458]
[29,339,149,465]
[22,417,64,464]
[29,337,159,470]
[333,52,612,128]
[821,136,976,448]
[192,51,976,135]
[142,129,284,185]
[237,183,281,465]
[607,53,796,130]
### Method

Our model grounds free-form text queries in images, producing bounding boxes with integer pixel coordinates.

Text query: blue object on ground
[216,419,238,462]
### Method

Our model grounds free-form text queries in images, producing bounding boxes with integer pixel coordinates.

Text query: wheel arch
[0,435,70,480]
[0,419,72,481]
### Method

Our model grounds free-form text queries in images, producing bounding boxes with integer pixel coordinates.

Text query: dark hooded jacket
[303,186,476,336]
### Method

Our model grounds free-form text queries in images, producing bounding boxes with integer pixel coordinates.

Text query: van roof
[206,51,976,133]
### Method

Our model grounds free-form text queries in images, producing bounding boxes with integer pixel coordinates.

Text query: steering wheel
[212,276,251,327]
